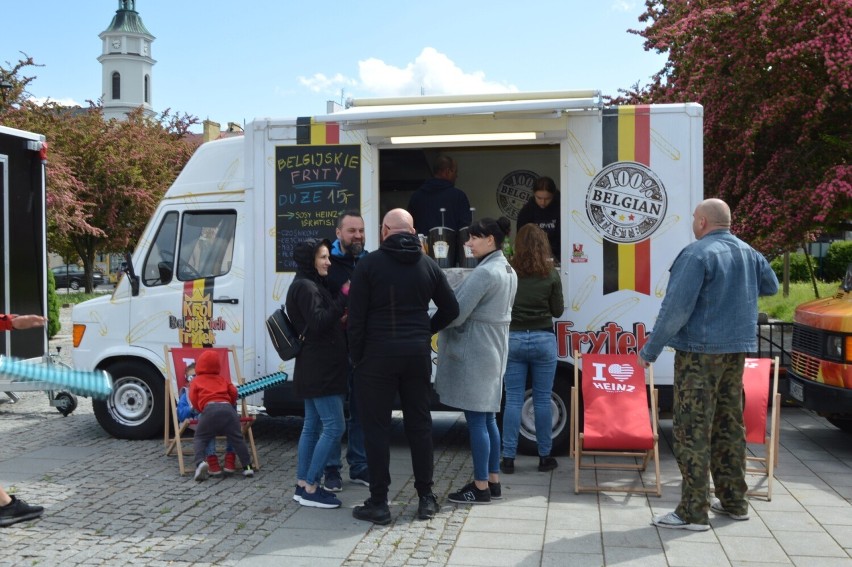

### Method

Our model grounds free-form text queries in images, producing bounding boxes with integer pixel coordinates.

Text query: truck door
[131,204,245,361]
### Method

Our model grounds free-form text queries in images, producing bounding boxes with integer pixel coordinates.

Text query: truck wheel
[516,372,572,456]
[826,416,852,434]
[93,361,164,440]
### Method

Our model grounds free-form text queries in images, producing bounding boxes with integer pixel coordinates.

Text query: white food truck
[71,91,704,454]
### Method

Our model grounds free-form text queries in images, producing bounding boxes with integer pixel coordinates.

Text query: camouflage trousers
[672,351,749,524]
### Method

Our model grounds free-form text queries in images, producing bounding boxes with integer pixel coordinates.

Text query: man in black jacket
[322,211,370,491]
[347,208,459,525]
[407,155,472,235]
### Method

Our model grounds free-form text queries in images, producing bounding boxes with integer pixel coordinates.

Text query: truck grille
[790,351,821,381]
[791,324,822,358]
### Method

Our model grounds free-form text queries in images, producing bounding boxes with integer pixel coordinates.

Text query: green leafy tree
[47,269,60,339]
[618,0,852,253]
[824,240,852,281]
[1,55,96,246]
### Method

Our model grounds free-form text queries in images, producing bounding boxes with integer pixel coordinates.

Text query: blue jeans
[204,438,233,457]
[297,394,345,486]
[464,410,500,481]
[325,369,368,477]
[501,330,557,459]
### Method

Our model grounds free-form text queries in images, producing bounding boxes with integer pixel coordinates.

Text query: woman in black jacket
[516,176,561,260]
[285,238,348,509]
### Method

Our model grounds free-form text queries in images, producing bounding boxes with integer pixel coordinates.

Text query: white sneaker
[652,511,710,531]
[194,460,209,482]
[711,499,749,520]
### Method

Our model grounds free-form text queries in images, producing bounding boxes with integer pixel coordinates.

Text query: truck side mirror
[124,252,140,297]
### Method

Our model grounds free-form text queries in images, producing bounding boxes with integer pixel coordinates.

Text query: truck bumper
[785,372,852,415]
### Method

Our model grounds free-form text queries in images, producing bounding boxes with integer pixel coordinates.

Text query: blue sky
[2,1,667,131]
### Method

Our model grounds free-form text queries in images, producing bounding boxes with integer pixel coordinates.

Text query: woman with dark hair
[436,217,518,505]
[516,176,561,260]
[286,238,349,509]
[500,224,564,474]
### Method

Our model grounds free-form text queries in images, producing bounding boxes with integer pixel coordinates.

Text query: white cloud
[298,73,357,94]
[610,0,639,12]
[298,47,517,100]
[29,96,81,107]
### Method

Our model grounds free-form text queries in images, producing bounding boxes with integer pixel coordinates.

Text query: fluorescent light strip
[389,132,537,144]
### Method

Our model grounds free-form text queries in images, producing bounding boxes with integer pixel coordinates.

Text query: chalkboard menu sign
[275,145,361,272]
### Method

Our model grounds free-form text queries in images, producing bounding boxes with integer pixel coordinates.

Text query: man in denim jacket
[638,198,778,531]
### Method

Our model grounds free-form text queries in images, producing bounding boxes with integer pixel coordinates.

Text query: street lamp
[0,79,13,108]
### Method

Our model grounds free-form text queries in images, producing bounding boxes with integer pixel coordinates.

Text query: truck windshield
[176,211,237,281]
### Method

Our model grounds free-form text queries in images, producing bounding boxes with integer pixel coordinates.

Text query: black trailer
[0,125,47,358]
[0,125,76,414]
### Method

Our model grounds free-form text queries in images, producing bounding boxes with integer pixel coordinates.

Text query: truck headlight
[73,324,86,348]
[825,335,852,362]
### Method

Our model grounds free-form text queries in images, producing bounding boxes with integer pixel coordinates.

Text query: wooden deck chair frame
[163,346,259,476]
[571,352,662,496]
[743,356,781,501]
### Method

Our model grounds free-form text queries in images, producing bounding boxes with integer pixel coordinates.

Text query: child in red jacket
[188,350,255,481]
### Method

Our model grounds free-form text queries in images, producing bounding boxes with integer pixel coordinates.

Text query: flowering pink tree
[618,0,852,253]
[1,56,198,291]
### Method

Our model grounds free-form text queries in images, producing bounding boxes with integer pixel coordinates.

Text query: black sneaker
[500,458,515,474]
[538,456,558,472]
[0,495,44,527]
[293,484,305,503]
[322,468,343,492]
[489,481,503,500]
[349,469,370,487]
[299,487,342,509]
[448,482,491,505]
[417,493,439,520]
[353,498,392,525]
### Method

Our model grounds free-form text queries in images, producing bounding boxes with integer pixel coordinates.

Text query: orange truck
[787,264,852,432]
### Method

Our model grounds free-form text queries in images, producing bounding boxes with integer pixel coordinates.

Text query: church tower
[98,0,156,121]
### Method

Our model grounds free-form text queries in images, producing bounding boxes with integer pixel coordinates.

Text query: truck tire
[93,361,164,440]
[516,371,572,456]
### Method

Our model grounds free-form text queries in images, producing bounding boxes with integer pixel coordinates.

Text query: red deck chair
[741,357,780,500]
[571,352,661,496]
[163,346,259,476]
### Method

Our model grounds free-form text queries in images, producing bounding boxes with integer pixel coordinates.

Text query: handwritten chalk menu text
[275,145,361,271]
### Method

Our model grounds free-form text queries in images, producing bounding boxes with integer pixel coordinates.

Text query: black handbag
[266,306,305,361]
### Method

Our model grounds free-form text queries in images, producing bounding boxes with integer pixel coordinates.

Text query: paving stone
[1,306,850,566]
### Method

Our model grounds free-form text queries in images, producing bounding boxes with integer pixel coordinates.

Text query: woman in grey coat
[436,217,518,504]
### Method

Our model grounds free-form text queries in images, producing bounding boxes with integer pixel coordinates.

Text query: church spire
[98,0,156,121]
[103,1,151,36]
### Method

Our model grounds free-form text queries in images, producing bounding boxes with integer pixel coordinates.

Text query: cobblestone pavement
[1,306,850,566]
[1,390,476,567]
[0,305,483,567]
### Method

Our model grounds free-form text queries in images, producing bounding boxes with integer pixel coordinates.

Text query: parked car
[51,264,105,290]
